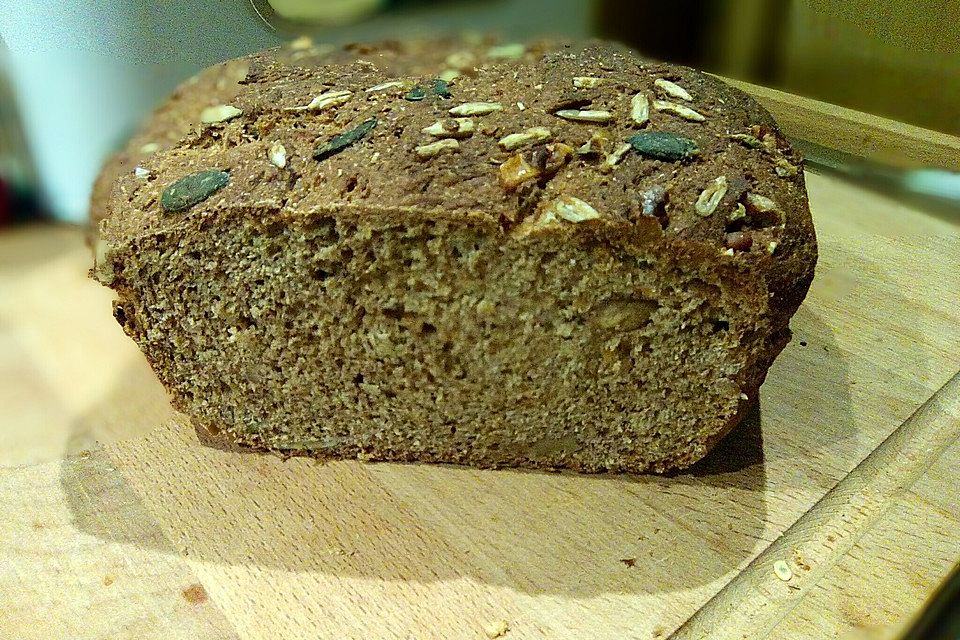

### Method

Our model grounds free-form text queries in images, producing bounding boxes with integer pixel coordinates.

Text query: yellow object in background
[265,0,387,24]
[596,0,960,137]
[779,0,960,137]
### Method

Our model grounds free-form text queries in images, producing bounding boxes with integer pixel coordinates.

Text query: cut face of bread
[95,42,816,473]
[101,208,781,473]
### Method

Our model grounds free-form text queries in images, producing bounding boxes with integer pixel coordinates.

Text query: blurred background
[0,0,958,224]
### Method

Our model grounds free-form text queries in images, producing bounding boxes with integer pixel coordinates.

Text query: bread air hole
[710,319,730,333]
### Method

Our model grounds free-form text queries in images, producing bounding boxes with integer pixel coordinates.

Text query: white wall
[0,0,276,221]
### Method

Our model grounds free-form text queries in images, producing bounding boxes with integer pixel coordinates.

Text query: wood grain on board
[723,76,960,171]
[1,170,958,640]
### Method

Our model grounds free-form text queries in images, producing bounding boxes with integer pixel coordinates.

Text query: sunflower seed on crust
[573,76,602,88]
[288,90,352,111]
[695,176,728,217]
[653,100,706,122]
[422,119,475,139]
[555,109,614,123]
[268,141,287,168]
[498,127,553,151]
[547,195,601,223]
[774,157,799,176]
[600,143,632,173]
[365,80,405,93]
[746,192,779,212]
[577,130,611,156]
[729,203,747,221]
[630,93,650,126]
[730,133,764,149]
[654,78,693,101]
[449,102,503,116]
[415,138,460,159]
[200,105,242,124]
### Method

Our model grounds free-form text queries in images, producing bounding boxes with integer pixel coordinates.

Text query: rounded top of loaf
[99,41,816,324]
[89,36,560,226]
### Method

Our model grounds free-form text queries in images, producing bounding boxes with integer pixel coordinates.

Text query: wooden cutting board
[1,169,958,640]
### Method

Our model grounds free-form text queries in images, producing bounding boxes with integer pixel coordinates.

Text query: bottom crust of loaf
[106,211,788,473]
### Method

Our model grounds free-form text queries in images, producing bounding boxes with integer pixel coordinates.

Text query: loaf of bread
[94,41,816,473]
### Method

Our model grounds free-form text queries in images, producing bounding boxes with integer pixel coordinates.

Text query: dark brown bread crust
[100,42,815,312]
[88,37,560,230]
[95,42,816,473]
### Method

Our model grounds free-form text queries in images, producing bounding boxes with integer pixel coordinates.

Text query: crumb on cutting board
[181,583,209,604]
[484,619,510,638]
[773,560,794,581]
